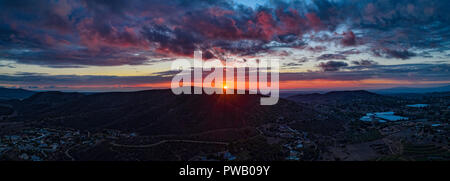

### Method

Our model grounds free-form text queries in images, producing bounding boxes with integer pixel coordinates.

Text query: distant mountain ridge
[0,87,35,100]
[1,84,448,100]
[13,88,438,136]
[287,90,385,104]
[371,85,450,94]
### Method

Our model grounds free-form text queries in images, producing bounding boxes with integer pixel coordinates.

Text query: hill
[13,89,325,135]
[287,90,387,104]
[285,90,403,132]
[372,85,450,94]
[0,87,35,100]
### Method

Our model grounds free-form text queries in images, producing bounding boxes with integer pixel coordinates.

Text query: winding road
[110,139,229,148]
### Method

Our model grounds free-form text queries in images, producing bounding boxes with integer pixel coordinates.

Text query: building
[360,112,408,122]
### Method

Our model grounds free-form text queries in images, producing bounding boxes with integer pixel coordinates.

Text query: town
[0,88,448,161]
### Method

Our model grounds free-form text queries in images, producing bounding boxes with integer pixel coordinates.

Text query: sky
[0,0,449,91]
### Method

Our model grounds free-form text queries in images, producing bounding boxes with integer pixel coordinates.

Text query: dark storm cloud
[281,63,450,82]
[0,73,171,87]
[372,48,417,60]
[317,61,348,72]
[316,54,347,61]
[0,0,449,66]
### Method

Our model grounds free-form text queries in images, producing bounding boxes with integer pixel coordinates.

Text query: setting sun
[223,85,228,89]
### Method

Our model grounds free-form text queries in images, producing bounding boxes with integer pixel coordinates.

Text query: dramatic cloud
[0,0,449,90]
[282,64,450,82]
[0,0,448,67]
[341,31,356,46]
[317,61,348,72]
[372,48,417,60]
[316,54,347,61]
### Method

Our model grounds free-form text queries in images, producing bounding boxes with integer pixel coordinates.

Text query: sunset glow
[1,0,450,165]
[0,0,448,91]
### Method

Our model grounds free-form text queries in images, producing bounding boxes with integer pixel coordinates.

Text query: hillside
[372,85,450,94]
[13,89,324,135]
[286,90,404,132]
[287,90,392,104]
[0,87,35,100]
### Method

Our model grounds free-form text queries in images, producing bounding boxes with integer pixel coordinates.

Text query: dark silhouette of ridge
[287,90,384,104]
[14,89,319,135]
[0,87,35,100]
